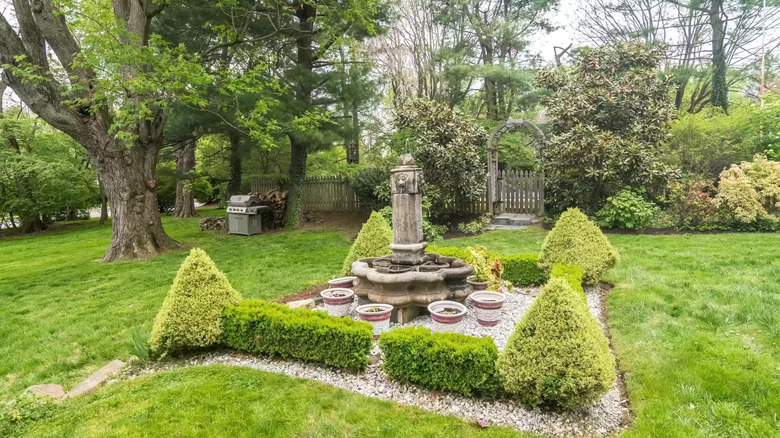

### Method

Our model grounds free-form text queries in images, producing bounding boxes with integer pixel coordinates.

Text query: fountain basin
[352,253,473,323]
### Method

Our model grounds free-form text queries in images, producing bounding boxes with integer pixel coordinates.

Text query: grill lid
[228,194,262,208]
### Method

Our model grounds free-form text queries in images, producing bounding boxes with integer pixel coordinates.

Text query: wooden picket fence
[497,169,544,215]
[251,170,543,214]
[251,175,360,212]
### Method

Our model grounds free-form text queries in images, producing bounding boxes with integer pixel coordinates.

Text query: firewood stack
[251,189,288,229]
[199,217,226,231]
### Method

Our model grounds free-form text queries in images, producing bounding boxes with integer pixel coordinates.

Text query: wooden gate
[496,169,544,214]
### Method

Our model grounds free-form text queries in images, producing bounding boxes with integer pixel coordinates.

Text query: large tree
[537,41,679,214]
[0,0,209,261]
[577,0,780,113]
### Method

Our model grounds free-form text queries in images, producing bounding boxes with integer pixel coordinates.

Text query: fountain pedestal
[352,154,473,323]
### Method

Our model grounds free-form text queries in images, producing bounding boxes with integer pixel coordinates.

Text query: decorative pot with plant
[427,300,467,332]
[356,303,394,338]
[320,288,355,317]
[469,291,506,326]
[466,246,507,291]
[328,276,357,288]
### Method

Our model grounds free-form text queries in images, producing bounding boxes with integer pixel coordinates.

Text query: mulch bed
[276,284,329,303]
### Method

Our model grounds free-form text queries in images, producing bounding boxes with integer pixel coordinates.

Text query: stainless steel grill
[227,195,268,235]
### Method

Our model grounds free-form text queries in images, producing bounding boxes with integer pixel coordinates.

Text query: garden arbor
[486,119,545,215]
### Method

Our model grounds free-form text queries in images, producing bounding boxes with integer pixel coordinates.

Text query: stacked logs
[251,189,287,229]
[199,217,226,231]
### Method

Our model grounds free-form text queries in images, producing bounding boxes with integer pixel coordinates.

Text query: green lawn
[2,212,779,437]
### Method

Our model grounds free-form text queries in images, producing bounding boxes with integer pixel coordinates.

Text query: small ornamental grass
[380,326,499,396]
[500,254,546,285]
[341,211,393,275]
[538,208,619,285]
[222,300,373,370]
[150,248,242,356]
[498,278,615,409]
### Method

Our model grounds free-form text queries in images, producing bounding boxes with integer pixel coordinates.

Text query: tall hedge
[150,248,242,355]
[341,211,393,275]
[380,327,499,396]
[497,278,615,408]
[222,300,373,370]
[538,208,619,285]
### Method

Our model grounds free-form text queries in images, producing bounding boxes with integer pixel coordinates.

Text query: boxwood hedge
[499,254,546,285]
[550,263,585,294]
[222,300,373,370]
[379,326,499,396]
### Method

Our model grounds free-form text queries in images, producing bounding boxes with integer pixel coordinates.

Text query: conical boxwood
[497,278,615,409]
[538,208,619,285]
[150,248,242,355]
[341,211,392,275]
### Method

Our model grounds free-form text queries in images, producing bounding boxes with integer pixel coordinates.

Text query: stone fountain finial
[389,153,426,265]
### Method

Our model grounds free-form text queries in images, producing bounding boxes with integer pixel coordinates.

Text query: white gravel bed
[123,285,629,437]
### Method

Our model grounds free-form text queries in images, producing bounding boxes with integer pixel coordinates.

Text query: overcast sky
[529,0,577,63]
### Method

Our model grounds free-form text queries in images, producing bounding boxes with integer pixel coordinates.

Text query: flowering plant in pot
[328,276,357,288]
[320,288,355,317]
[356,303,393,338]
[469,291,506,326]
[428,300,467,332]
[466,246,505,290]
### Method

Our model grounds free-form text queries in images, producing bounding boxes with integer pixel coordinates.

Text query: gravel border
[121,286,630,437]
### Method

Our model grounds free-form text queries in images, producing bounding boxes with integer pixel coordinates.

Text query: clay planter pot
[469,291,506,326]
[320,288,354,317]
[467,276,489,291]
[356,304,394,338]
[328,276,357,288]
[428,300,467,332]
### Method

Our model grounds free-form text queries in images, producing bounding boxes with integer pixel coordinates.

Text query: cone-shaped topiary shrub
[538,208,619,285]
[497,277,615,409]
[341,211,393,275]
[150,248,242,355]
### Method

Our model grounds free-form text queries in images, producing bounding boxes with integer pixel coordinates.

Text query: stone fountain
[351,154,473,323]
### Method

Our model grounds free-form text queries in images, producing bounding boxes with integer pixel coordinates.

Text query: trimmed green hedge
[222,300,373,370]
[550,263,584,294]
[500,254,546,285]
[497,278,615,408]
[426,246,470,260]
[379,327,499,396]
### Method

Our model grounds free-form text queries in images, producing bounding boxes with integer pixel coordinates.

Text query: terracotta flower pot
[428,300,467,332]
[467,275,489,291]
[469,291,506,326]
[356,304,393,338]
[320,288,354,317]
[328,276,357,288]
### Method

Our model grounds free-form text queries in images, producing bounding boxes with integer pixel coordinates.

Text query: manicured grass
[0,209,351,397]
[22,365,528,438]
[455,231,780,437]
[3,214,780,437]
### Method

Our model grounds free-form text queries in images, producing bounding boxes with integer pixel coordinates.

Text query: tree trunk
[228,131,242,196]
[98,177,108,224]
[709,0,728,113]
[174,137,197,218]
[286,136,307,229]
[347,99,360,164]
[93,135,180,262]
[285,1,316,229]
